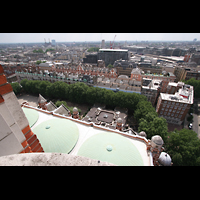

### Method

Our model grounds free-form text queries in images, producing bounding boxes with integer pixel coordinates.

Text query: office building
[98,49,129,67]
[156,82,193,125]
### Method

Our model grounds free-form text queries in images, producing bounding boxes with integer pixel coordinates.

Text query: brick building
[156,82,193,125]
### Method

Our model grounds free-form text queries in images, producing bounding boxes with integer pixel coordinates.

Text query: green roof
[33,118,79,154]
[77,132,144,166]
[22,107,39,127]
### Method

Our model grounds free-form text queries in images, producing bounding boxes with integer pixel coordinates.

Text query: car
[188,123,193,129]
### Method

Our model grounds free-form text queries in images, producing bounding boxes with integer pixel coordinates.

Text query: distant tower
[101,40,105,49]
[73,107,79,119]
[116,118,123,131]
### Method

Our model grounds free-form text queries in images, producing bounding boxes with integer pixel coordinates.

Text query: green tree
[55,100,68,108]
[95,87,106,105]
[20,79,28,91]
[138,112,168,140]
[46,81,68,99]
[10,82,21,95]
[134,101,157,122]
[33,49,44,53]
[184,78,200,98]
[107,64,113,68]
[38,81,51,96]
[85,87,97,105]
[36,60,42,65]
[165,128,200,166]
[68,82,88,104]
[87,47,99,52]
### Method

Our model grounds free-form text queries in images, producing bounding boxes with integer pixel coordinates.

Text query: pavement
[17,94,38,107]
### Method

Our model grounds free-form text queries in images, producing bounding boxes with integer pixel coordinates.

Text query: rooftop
[99,49,128,52]
[160,84,194,104]
[21,105,152,166]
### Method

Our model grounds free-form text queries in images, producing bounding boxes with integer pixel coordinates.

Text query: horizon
[0,33,199,44]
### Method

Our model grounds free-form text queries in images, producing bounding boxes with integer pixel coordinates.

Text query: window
[169,109,172,112]
[161,108,164,111]
[168,101,171,105]
[164,112,167,115]
[180,111,184,114]
[171,113,174,117]
[165,109,168,111]
[160,111,163,114]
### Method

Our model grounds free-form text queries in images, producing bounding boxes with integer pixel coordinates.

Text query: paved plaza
[17,94,38,107]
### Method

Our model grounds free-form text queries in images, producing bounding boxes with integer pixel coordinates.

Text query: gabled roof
[46,101,57,111]
[54,104,70,116]
[38,94,47,104]
[131,67,142,75]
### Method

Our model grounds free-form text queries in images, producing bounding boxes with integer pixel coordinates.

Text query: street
[185,99,200,139]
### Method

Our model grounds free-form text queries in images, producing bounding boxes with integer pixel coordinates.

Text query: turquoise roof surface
[77,132,144,166]
[22,107,39,127]
[33,118,79,154]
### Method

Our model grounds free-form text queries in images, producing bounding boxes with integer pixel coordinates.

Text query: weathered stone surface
[0,153,116,166]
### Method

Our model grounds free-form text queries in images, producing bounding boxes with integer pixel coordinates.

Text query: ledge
[0,153,116,166]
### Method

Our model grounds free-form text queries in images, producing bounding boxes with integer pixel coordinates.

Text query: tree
[38,81,51,96]
[184,78,200,98]
[87,47,99,52]
[46,81,68,99]
[165,129,200,166]
[33,49,44,53]
[10,82,21,95]
[107,64,113,68]
[85,87,97,105]
[55,100,68,108]
[134,101,157,122]
[20,79,28,90]
[138,112,168,140]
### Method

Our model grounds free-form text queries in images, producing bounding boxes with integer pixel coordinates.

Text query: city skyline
[0,33,200,43]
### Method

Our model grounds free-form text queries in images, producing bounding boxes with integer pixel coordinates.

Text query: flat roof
[99,49,128,52]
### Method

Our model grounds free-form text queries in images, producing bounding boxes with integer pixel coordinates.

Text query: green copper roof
[33,118,79,154]
[77,132,144,166]
[22,107,39,127]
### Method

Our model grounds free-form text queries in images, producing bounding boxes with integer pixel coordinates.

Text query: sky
[0,33,200,43]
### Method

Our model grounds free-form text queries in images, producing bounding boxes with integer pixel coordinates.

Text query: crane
[110,35,116,49]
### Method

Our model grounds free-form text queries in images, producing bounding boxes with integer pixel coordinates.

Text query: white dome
[73,107,78,112]
[158,152,171,166]
[151,135,163,146]
[139,131,147,138]
[117,118,122,123]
